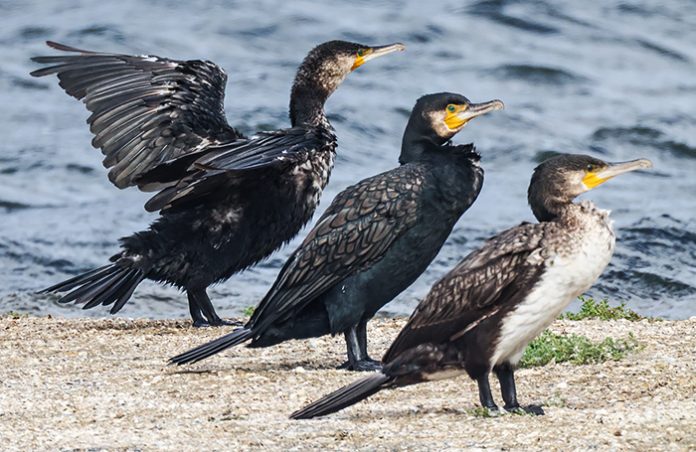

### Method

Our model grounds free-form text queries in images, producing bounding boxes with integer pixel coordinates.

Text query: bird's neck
[530,199,564,222]
[530,196,590,223]
[528,174,576,222]
[289,74,333,128]
[399,132,445,164]
[558,201,606,225]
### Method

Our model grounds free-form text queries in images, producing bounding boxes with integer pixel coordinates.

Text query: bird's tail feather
[290,372,394,420]
[169,327,254,365]
[40,263,145,314]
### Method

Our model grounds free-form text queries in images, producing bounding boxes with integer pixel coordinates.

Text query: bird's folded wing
[31,41,242,189]
[140,127,329,213]
[248,165,428,331]
[383,222,549,362]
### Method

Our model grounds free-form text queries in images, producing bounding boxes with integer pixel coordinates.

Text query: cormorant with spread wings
[32,39,404,326]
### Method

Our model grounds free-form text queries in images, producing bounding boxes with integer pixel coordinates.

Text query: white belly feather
[492,206,616,367]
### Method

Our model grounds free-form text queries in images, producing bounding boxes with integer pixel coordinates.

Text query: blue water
[1,0,695,320]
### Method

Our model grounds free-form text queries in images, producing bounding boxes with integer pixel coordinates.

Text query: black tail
[290,373,394,420]
[169,327,254,365]
[40,263,145,314]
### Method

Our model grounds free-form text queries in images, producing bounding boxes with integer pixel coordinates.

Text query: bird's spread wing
[31,41,243,189]
[383,222,549,362]
[248,165,429,332]
[140,127,331,213]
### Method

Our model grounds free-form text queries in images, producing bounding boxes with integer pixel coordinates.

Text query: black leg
[477,373,499,411]
[346,326,360,362]
[494,363,519,410]
[188,288,238,327]
[187,291,208,327]
[339,324,382,372]
[494,362,545,415]
[357,319,379,363]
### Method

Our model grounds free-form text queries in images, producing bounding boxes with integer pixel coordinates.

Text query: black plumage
[33,39,405,325]
[170,93,504,368]
[30,41,243,189]
[291,154,652,419]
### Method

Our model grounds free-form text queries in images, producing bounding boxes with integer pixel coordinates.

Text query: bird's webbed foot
[338,358,383,372]
[191,318,242,328]
[192,319,210,328]
[208,318,242,327]
[506,404,545,416]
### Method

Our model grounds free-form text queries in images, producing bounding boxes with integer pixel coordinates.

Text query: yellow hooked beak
[582,158,653,189]
[351,42,406,71]
[444,99,505,130]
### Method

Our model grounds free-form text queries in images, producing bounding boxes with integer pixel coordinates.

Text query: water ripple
[1,0,695,320]
[467,0,559,34]
[592,126,696,158]
[490,64,587,86]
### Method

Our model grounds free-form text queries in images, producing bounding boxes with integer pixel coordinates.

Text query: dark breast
[211,143,338,280]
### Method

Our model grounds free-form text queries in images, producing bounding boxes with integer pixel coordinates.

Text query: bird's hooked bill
[583,158,653,189]
[597,158,653,179]
[456,99,505,121]
[444,99,504,129]
[352,43,406,70]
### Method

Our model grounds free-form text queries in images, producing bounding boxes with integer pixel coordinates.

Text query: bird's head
[528,154,653,221]
[400,92,503,163]
[304,40,405,84]
[291,40,404,112]
[410,92,504,143]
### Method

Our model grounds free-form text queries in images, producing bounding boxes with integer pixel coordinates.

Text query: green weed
[562,297,646,321]
[520,331,640,368]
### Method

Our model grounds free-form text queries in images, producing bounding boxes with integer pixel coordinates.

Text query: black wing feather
[140,127,330,213]
[383,222,549,362]
[247,165,428,333]
[291,373,394,420]
[31,41,243,189]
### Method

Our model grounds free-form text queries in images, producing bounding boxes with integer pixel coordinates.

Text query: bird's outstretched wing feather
[31,41,243,189]
[383,222,549,362]
[247,165,429,332]
[140,127,332,213]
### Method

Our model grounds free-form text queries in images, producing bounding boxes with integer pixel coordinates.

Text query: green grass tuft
[469,406,495,418]
[561,296,646,321]
[3,311,28,319]
[242,306,255,317]
[520,331,640,368]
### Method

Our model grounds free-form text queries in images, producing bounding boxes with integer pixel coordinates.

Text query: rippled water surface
[1,0,695,320]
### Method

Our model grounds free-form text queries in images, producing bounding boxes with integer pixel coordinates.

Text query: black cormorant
[290,153,652,418]
[31,40,404,326]
[170,92,504,369]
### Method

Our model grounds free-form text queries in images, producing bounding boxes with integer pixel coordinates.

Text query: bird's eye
[447,104,456,113]
[586,164,594,172]
[357,49,365,57]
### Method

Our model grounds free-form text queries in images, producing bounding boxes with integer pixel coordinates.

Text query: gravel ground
[0,315,694,451]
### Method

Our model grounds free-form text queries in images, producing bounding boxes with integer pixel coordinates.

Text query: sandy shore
[0,315,694,451]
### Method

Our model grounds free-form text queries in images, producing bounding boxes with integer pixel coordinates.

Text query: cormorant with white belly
[169,93,504,370]
[291,153,652,418]
[31,40,404,326]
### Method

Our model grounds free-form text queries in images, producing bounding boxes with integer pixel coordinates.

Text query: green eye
[357,49,365,57]
[447,104,456,113]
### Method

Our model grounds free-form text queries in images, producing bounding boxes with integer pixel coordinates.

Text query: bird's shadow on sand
[337,404,546,420]
[165,359,346,374]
